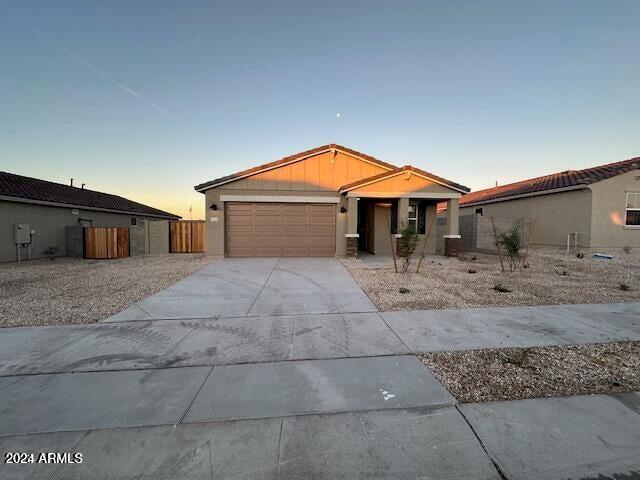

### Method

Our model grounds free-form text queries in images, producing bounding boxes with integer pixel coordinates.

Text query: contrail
[32,27,169,115]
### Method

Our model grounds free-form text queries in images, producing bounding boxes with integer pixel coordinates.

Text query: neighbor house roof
[339,165,470,194]
[194,144,397,191]
[460,156,640,207]
[0,171,180,219]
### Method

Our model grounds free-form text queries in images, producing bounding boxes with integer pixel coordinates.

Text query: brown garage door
[226,203,336,257]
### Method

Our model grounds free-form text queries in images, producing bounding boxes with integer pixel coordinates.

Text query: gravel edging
[0,254,215,327]
[419,341,640,403]
[343,248,640,311]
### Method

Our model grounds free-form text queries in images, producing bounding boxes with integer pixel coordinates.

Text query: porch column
[396,197,410,257]
[345,196,359,257]
[444,197,461,257]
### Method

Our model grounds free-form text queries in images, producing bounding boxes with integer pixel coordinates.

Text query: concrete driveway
[109,257,377,321]
[1,257,639,479]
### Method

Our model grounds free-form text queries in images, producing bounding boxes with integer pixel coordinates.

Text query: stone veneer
[444,236,460,257]
[346,237,358,257]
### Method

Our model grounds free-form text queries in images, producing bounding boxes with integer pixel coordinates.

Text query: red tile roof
[194,144,397,191]
[460,156,640,207]
[0,171,180,218]
[339,165,470,194]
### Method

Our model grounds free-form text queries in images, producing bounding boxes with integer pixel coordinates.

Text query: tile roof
[460,156,640,206]
[194,144,397,191]
[0,171,180,219]
[339,165,470,194]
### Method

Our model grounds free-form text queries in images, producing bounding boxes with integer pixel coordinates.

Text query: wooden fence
[170,221,205,253]
[84,227,130,259]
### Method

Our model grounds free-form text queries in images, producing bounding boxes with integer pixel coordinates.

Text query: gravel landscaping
[0,255,214,327]
[343,248,640,311]
[419,341,640,403]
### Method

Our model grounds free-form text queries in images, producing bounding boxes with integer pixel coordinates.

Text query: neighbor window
[626,192,640,226]
[131,217,138,226]
[475,207,484,216]
[408,204,418,231]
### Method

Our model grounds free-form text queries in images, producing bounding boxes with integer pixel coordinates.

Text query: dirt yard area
[0,255,214,327]
[419,341,640,403]
[343,248,640,311]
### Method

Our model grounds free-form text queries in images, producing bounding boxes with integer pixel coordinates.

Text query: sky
[1,0,639,220]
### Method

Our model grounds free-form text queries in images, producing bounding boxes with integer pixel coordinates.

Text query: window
[408,204,418,232]
[475,207,484,216]
[626,193,640,226]
[131,217,138,226]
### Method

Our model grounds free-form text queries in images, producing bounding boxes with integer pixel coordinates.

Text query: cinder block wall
[65,226,84,257]
[148,221,169,254]
[129,225,148,256]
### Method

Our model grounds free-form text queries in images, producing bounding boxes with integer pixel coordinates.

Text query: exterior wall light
[340,206,347,213]
[210,203,218,210]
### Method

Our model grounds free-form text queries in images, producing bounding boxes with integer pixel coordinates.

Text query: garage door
[226,203,336,257]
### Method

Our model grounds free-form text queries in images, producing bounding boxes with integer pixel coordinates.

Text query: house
[0,171,180,262]
[457,156,640,250]
[194,144,469,258]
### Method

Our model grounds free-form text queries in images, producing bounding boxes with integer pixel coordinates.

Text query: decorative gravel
[343,248,640,311]
[0,255,214,327]
[419,342,640,403]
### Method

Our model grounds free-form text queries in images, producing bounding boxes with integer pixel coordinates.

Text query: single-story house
[1,171,180,262]
[194,144,469,258]
[457,156,640,250]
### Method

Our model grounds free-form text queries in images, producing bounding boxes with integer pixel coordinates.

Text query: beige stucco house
[457,156,640,250]
[195,144,469,258]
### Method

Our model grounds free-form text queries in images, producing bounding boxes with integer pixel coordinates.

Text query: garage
[226,202,336,257]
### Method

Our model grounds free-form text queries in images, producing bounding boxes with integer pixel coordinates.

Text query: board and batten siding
[203,150,390,257]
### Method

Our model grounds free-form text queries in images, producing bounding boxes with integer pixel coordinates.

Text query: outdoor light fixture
[209,203,218,210]
[340,206,347,213]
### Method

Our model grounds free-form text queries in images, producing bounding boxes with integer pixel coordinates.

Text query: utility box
[14,223,31,244]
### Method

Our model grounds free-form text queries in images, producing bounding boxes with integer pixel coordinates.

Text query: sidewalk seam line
[376,312,413,353]
[455,405,510,480]
[178,366,215,424]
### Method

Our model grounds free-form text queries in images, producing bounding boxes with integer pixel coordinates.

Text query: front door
[365,203,375,253]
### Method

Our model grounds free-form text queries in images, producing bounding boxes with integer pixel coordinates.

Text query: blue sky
[1,0,639,219]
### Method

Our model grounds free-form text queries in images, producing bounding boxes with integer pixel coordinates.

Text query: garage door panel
[226,202,335,257]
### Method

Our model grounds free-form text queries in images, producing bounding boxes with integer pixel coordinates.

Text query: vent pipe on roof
[81,183,85,190]
[70,178,74,187]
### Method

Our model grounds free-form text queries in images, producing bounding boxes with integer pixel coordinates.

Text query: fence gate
[170,221,205,253]
[84,227,130,259]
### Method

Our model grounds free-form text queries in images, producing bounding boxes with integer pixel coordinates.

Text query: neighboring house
[195,144,469,258]
[457,156,640,250]
[0,171,180,262]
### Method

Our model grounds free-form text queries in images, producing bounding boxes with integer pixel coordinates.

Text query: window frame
[625,192,640,227]
[408,203,418,232]
[131,217,138,226]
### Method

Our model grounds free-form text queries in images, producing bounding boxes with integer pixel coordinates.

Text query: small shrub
[496,220,523,272]
[493,283,511,293]
[620,283,631,292]
[468,269,477,274]
[399,287,411,294]
[576,252,584,259]
[397,223,419,273]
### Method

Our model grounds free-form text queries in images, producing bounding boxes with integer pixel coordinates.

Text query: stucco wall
[0,199,166,263]
[459,188,593,248]
[588,170,640,248]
